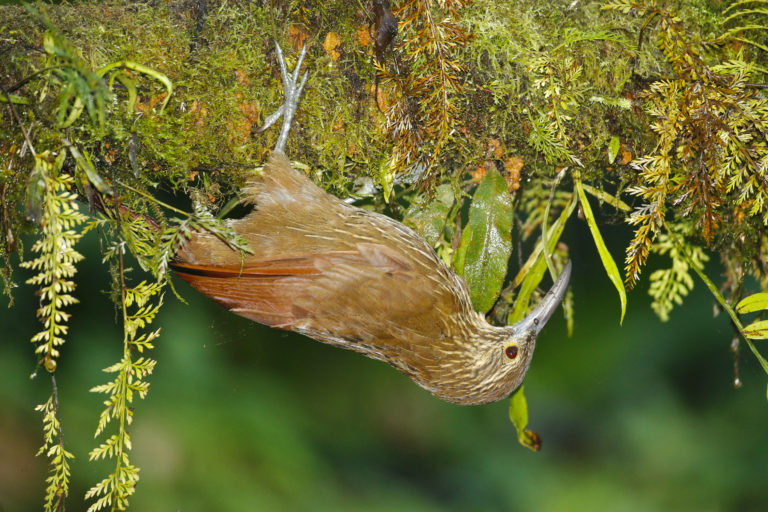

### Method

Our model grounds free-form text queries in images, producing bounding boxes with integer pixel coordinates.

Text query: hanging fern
[86,279,163,512]
[35,390,74,512]
[648,230,709,322]
[21,158,87,364]
[19,154,86,512]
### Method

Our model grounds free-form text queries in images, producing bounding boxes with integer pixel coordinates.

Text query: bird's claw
[257,42,309,154]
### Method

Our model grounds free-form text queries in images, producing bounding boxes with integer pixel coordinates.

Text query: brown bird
[171,44,571,405]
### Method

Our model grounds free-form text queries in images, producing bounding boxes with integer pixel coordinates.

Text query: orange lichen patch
[289,25,309,50]
[103,142,118,164]
[235,69,251,86]
[224,101,260,143]
[135,92,168,114]
[356,26,372,47]
[619,144,632,165]
[488,138,503,159]
[147,93,168,111]
[207,188,219,203]
[472,165,487,181]
[505,156,524,192]
[189,170,199,181]
[238,101,260,123]
[229,120,252,144]
[190,99,209,129]
[620,151,632,165]
[324,32,342,61]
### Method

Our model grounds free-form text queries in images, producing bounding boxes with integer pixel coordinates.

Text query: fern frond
[20,155,87,363]
[648,232,709,321]
[86,266,163,511]
[35,390,74,512]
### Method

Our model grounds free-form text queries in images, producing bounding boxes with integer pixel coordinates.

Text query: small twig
[111,168,128,305]
[6,66,63,94]
[116,179,190,217]
[1,81,36,155]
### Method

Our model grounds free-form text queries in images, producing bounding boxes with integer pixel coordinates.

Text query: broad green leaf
[509,386,541,451]
[608,136,620,164]
[404,184,455,246]
[575,172,626,324]
[68,145,111,194]
[454,169,513,313]
[736,292,768,314]
[60,96,84,128]
[744,319,768,340]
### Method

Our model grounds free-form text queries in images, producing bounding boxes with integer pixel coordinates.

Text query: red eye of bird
[505,345,518,359]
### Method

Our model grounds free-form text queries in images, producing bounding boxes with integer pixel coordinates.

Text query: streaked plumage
[172,153,569,404]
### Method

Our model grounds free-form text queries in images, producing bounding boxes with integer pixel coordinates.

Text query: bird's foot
[256,42,309,154]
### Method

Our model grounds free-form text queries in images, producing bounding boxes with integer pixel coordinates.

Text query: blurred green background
[1,224,767,512]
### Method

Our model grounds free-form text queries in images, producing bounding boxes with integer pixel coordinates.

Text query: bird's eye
[505,345,519,360]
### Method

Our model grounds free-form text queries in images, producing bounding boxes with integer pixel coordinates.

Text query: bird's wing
[170,242,468,357]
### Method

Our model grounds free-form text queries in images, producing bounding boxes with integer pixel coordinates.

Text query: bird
[170,43,571,405]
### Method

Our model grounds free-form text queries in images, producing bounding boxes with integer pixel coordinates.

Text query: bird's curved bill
[513,260,572,336]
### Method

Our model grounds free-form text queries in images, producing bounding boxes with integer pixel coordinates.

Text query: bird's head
[432,261,572,405]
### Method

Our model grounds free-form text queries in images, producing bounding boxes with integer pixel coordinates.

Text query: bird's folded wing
[170,244,463,350]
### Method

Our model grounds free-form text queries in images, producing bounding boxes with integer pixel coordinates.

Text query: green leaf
[98,60,174,112]
[744,319,768,340]
[404,184,454,246]
[112,72,138,114]
[60,96,85,128]
[0,92,31,104]
[510,254,548,324]
[68,145,111,194]
[608,136,620,164]
[508,386,541,451]
[508,194,575,324]
[574,172,626,324]
[453,169,513,313]
[736,292,768,314]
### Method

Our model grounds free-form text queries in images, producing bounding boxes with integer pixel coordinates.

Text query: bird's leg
[256,42,309,154]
